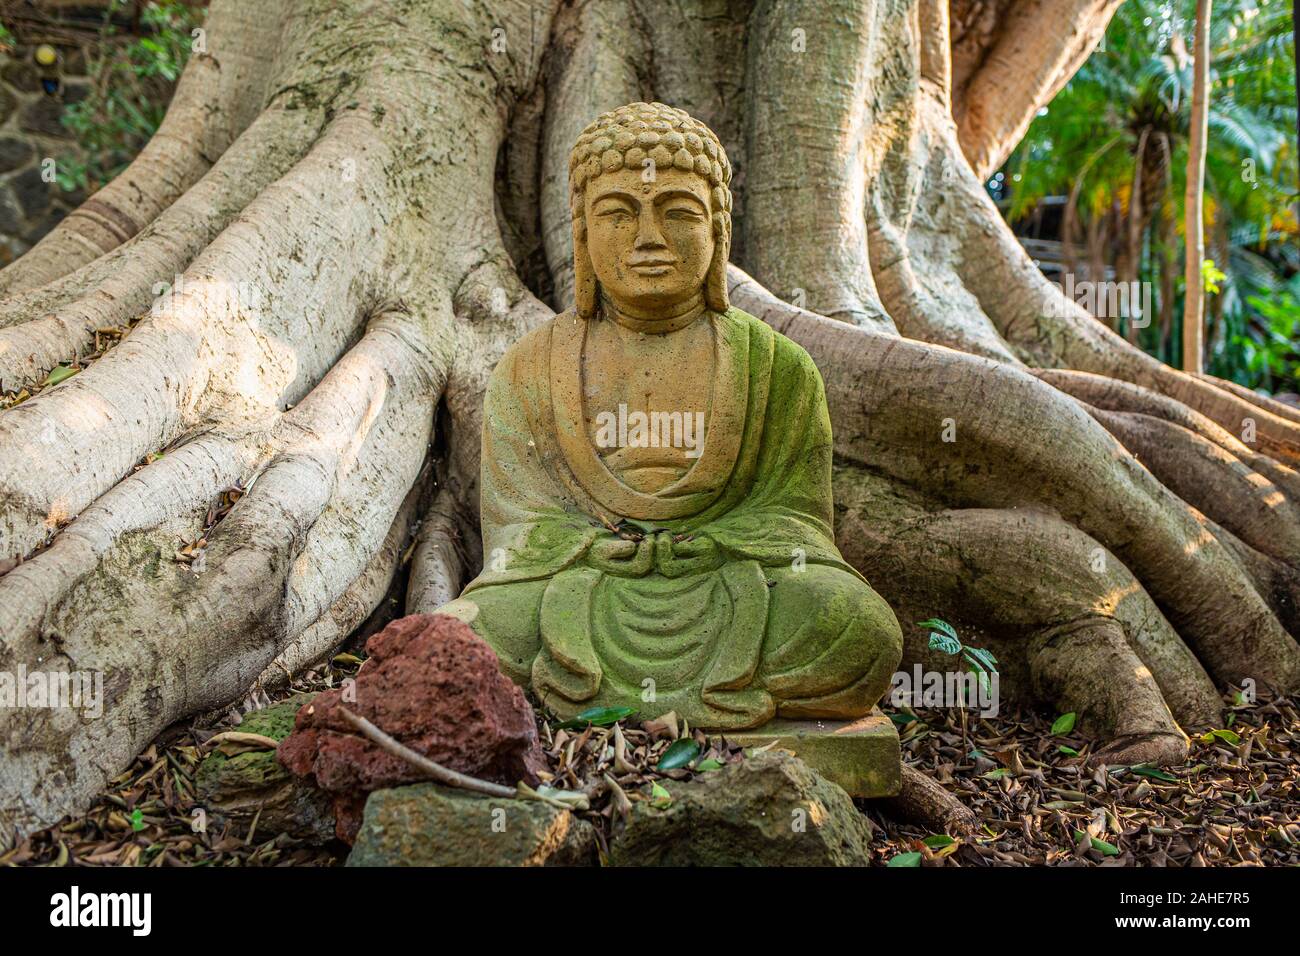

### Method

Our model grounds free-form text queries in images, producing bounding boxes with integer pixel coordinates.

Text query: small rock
[347,783,597,867]
[1,59,40,93]
[0,187,25,235]
[10,165,51,217]
[0,136,35,174]
[609,751,876,866]
[278,613,545,843]
[194,696,335,842]
[19,98,67,138]
[61,79,91,106]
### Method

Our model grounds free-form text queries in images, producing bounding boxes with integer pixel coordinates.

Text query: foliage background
[1000,0,1298,396]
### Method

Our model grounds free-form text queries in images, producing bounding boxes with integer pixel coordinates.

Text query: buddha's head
[569,102,732,320]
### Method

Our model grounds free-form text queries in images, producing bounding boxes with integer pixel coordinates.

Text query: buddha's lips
[628,258,676,275]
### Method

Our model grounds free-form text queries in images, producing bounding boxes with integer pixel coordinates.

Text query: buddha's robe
[442,306,902,729]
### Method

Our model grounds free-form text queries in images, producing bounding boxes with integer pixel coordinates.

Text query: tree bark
[0,0,1296,846]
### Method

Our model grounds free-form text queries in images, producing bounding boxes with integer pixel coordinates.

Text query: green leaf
[982,768,1010,781]
[963,646,999,673]
[556,705,636,729]
[44,364,78,387]
[1129,764,1178,782]
[129,808,145,832]
[1050,712,1077,735]
[1199,728,1241,746]
[1057,745,1080,756]
[887,851,923,867]
[888,712,918,726]
[916,618,958,639]
[922,834,956,849]
[657,738,701,771]
[928,632,962,656]
[695,758,723,772]
[918,618,962,656]
[650,781,672,809]
[1075,830,1120,856]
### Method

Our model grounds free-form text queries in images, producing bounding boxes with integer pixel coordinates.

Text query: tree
[1004,0,1298,369]
[1184,0,1213,372]
[1,0,1298,846]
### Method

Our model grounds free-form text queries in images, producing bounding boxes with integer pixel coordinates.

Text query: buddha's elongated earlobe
[573,219,598,319]
[705,224,730,313]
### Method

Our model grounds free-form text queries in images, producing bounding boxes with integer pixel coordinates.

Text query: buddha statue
[440,102,902,731]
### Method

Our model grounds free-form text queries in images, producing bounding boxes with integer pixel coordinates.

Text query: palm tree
[1004,0,1297,381]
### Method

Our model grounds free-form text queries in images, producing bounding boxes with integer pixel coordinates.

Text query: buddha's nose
[633,209,668,249]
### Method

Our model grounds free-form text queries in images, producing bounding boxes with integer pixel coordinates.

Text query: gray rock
[20,98,67,138]
[0,136,35,174]
[0,187,25,235]
[2,59,40,94]
[0,86,15,125]
[11,165,51,217]
[61,79,91,106]
[609,751,876,866]
[348,783,598,867]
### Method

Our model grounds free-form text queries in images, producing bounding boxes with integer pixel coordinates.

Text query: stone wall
[0,42,91,265]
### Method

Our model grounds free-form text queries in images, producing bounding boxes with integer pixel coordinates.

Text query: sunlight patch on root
[1091,408,1300,566]
[1035,369,1300,502]
[0,106,323,392]
[0,114,394,564]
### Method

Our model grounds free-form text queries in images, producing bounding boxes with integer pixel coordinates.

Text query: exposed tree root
[875,762,978,837]
[0,0,287,297]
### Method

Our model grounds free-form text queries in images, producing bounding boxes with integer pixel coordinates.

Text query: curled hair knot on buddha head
[568,102,732,318]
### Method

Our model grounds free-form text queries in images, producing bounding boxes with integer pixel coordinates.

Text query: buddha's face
[584,167,715,313]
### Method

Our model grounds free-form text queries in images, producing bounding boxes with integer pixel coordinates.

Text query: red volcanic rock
[277,613,544,843]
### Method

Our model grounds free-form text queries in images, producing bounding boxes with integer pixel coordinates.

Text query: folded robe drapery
[452,305,898,728]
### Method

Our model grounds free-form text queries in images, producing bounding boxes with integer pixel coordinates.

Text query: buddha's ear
[573,219,598,319]
[705,223,730,313]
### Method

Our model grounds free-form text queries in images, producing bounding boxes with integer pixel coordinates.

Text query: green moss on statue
[438,103,902,730]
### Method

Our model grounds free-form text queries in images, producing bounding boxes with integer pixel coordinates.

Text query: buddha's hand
[585,534,655,577]
[655,532,723,578]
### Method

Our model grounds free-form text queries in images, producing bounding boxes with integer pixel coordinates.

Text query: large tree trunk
[2,0,1298,846]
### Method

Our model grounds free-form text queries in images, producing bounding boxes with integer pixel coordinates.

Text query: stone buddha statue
[441,102,902,731]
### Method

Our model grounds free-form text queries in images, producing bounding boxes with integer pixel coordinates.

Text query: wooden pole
[1182,0,1212,373]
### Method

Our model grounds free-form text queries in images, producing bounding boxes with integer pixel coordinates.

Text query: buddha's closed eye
[665,207,704,221]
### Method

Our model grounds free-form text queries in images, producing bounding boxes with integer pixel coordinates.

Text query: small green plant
[1200,258,1227,295]
[1238,281,1300,392]
[57,1,202,194]
[916,618,999,694]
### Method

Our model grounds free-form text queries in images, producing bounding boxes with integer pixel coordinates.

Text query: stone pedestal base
[715,709,901,798]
